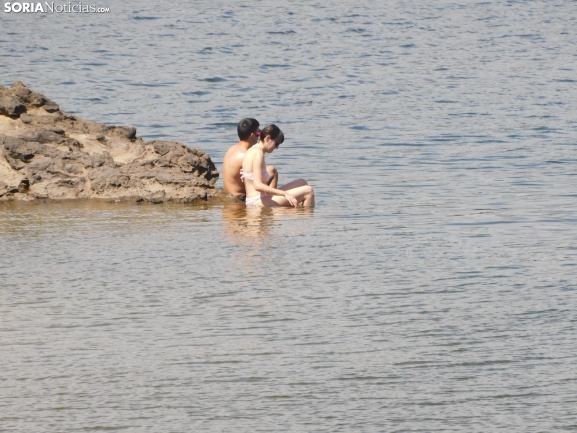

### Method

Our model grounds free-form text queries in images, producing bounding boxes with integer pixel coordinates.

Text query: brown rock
[101,125,136,140]
[0,82,223,203]
[28,156,54,172]
[10,81,32,101]
[18,178,30,193]
[29,92,49,107]
[43,103,60,113]
[38,129,65,144]
[0,181,8,197]
[11,81,53,108]
[3,137,44,162]
[5,155,27,171]
[153,141,172,156]
[20,113,34,124]
[0,94,26,117]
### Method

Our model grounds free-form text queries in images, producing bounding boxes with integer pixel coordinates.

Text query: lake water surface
[1,1,577,431]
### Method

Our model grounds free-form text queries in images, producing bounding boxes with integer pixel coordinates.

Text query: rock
[0,82,226,203]
[5,155,27,171]
[153,141,172,156]
[10,81,32,101]
[28,156,53,170]
[0,94,26,117]
[0,181,8,197]
[37,129,65,144]
[147,190,166,204]
[11,81,53,108]
[18,178,30,193]
[20,113,34,124]
[43,103,59,113]
[3,137,44,162]
[29,92,49,107]
[101,125,136,140]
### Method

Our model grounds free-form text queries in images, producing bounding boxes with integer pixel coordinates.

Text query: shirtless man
[222,118,278,200]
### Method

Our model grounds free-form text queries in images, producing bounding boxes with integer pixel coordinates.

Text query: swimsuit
[240,142,273,207]
[240,168,271,207]
[240,168,271,184]
[245,194,264,207]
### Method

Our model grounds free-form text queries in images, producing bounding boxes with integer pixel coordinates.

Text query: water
[1,1,577,431]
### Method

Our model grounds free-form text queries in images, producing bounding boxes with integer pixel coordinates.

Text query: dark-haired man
[222,118,278,200]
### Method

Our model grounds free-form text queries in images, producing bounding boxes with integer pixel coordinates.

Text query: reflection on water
[221,202,274,243]
[221,202,314,245]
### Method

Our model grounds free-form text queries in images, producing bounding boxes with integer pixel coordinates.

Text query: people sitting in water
[241,124,315,208]
[222,118,278,201]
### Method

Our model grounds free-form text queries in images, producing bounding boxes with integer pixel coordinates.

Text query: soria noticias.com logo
[3,2,110,13]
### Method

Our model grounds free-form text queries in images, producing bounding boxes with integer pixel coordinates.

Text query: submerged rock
[0,81,224,203]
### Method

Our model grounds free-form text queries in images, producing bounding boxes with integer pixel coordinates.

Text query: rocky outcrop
[0,81,223,203]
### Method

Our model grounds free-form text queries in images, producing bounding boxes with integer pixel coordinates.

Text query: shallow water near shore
[2,1,577,432]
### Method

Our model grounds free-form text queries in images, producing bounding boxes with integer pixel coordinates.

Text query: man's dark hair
[237,118,260,140]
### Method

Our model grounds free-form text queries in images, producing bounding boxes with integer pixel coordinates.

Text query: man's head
[237,118,260,145]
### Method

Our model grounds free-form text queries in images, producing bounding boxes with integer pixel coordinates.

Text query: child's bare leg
[302,186,315,207]
[279,178,308,190]
[260,185,315,207]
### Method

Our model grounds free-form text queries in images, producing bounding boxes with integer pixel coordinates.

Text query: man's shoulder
[223,144,245,173]
[225,143,247,161]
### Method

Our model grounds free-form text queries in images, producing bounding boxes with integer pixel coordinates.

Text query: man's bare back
[222,140,252,197]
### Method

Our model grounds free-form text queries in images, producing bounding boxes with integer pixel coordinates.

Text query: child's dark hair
[260,124,284,146]
[237,118,260,140]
